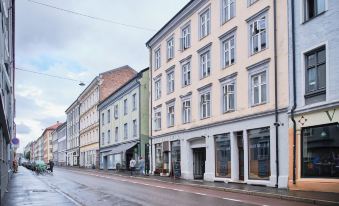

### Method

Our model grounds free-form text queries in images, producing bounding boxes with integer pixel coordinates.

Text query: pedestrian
[139,157,145,175]
[49,160,54,173]
[129,158,136,176]
[13,160,18,173]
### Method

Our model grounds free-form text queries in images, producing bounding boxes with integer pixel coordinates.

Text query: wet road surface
[30,167,314,206]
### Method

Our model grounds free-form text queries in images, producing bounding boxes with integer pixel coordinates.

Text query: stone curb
[61,167,339,206]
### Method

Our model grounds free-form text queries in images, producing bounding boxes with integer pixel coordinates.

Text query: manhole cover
[31,189,49,193]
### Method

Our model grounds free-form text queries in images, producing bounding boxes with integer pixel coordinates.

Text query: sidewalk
[63,166,339,206]
[2,167,76,206]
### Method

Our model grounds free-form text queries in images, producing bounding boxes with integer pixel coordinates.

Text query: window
[181,25,191,50]
[167,70,175,94]
[132,93,137,111]
[222,35,235,68]
[155,48,161,69]
[182,99,191,124]
[124,99,128,115]
[133,120,137,137]
[248,127,270,180]
[167,104,175,127]
[301,123,339,178]
[200,8,210,38]
[251,72,267,105]
[115,127,119,142]
[200,50,211,78]
[182,62,191,86]
[107,130,111,144]
[250,15,267,54]
[248,0,259,6]
[114,105,119,119]
[222,83,235,112]
[154,78,162,100]
[200,92,211,119]
[154,108,161,131]
[304,0,326,21]
[222,0,235,23]
[124,123,128,139]
[215,133,231,178]
[101,113,104,125]
[167,38,174,60]
[101,132,105,146]
[305,46,326,103]
[107,109,110,123]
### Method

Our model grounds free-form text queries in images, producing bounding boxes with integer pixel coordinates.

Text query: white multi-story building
[66,100,80,166]
[57,122,67,166]
[78,66,136,168]
[52,130,58,163]
[146,0,289,188]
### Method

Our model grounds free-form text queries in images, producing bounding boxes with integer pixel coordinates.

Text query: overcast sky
[15,0,189,152]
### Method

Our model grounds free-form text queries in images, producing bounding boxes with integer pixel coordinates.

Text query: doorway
[237,132,244,181]
[193,148,206,179]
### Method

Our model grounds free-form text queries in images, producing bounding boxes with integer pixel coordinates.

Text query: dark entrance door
[193,148,206,179]
[237,132,244,181]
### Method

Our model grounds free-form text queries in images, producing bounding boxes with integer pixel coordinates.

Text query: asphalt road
[28,167,314,206]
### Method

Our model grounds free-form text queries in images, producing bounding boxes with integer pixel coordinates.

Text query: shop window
[215,133,231,178]
[171,141,181,177]
[155,143,163,170]
[248,127,270,180]
[302,123,339,178]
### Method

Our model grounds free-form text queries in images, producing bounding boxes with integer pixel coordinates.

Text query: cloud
[16,123,31,134]
[15,0,190,152]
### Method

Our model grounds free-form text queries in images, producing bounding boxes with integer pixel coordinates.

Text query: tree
[25,151,31,160]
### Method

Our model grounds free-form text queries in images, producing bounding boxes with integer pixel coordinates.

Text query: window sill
[167,91,174,95]
[200,116,211,120]
[200,74,211,80]
[221,16,235,26]
[223,109,235,114]
[251,102,267,107]
[181,47,191,52]
[302,11,326,25]
[304,89,326,98]
[167,57,174,63]
[222,62,236,70]
[250,47,268,57]
[182,84,191,88]
[167,125,174,128]
[199,34,210,41]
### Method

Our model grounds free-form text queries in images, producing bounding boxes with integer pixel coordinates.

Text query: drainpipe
[290,0,297,185]
[147,45,153,174]
[273,0,280,188]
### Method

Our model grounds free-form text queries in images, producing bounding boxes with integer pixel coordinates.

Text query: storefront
[289,107,339,192]
[151,112,288,187]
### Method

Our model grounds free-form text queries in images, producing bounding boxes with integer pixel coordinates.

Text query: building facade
[57,122,67,166]
[42,122,62,163]
[98,68,150,171]
[34,136,43,161]
[79,66,136,168]
[288,0,339,193]
[0,0,15,201]
[66,100,80,166]
[146,0,289,188]
[52,130,58,163]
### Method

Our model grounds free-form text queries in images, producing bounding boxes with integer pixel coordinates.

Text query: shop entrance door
[193,148,206,179]
[237,132,244,181]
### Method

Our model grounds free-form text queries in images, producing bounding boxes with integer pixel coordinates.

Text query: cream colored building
[78,66,137,168]
[146,0,289,187]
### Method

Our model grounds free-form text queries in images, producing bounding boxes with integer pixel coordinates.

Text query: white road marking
[67,169,267,205]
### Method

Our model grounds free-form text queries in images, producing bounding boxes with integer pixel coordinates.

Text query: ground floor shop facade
[80,143,99,168]
[289,105,339,193]
[67,148,79,166]
[151,111,289,188]
[99,140,140,170]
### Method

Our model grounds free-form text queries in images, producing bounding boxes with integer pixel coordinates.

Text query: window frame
[133,119,137,137]
[154,77,162,100]
[248,62,269,107]
[199,89,212,119]
[153,107,162,131]
[167,37,174,60]
[123,99,128,115]
[303,0,326,22]
[167,69,175,94]
[114,104,119,119]
[167,103,175,128]
[154,47,161,70]
[221,0,235,24]
[132,93,137,111]
[182,98,192,124]
[124,123,128,139]
[249,14,268,55]
[181,60,191,87]
[199,7,211,39]
[221,79,236,113]
[114,127,119,142]
[199,49,211,79]
[181,24,191,51]
[221,33,236,68]
[107,109,110,124]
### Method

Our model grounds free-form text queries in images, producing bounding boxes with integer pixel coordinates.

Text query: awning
[101,141,138,157]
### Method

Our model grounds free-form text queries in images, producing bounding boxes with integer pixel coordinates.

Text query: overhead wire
[26,0,156,32]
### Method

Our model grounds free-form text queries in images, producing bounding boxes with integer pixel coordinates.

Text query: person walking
[49,160,55,173]
[139,157,145,175]
[129,158,136,176]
